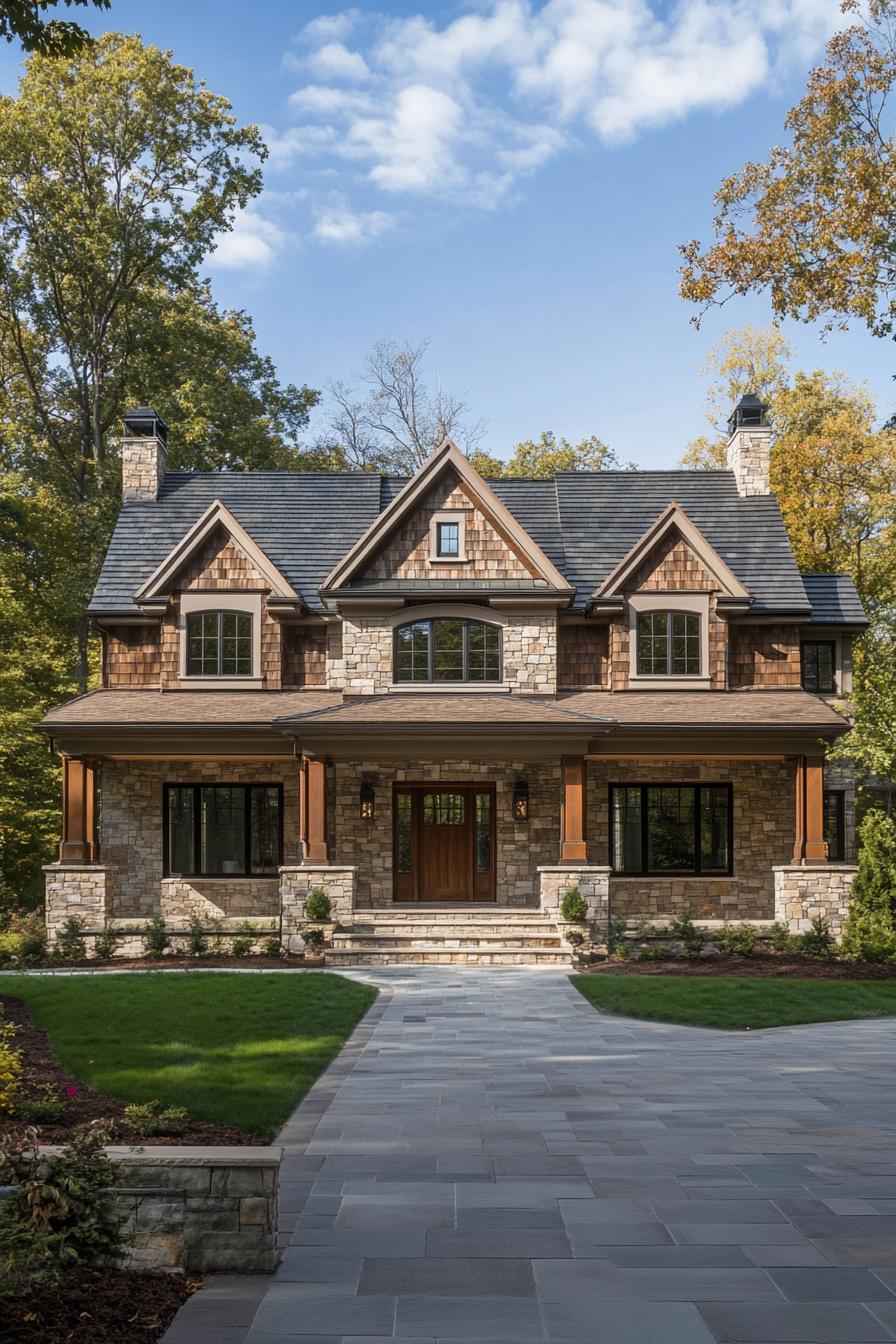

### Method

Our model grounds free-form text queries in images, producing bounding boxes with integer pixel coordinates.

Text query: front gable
[593,503,751,603]
[321,440,572,598]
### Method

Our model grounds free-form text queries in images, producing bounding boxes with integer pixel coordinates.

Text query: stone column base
[43,863,111,947]
[537,865,611,944]
[773,864,858,939]
[279,865,356,952]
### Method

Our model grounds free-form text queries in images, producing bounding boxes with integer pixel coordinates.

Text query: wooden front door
[393,784,495,902]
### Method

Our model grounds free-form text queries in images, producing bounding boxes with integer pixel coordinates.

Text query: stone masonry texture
[774,864,858,937]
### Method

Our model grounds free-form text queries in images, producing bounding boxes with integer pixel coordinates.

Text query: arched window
[394,618,501,684]
[636,610,700,677]
[186,611,252,677]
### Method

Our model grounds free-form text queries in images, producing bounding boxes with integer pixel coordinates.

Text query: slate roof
[275,694,612,728]
[91,467,815,617]
[801,574,868,627]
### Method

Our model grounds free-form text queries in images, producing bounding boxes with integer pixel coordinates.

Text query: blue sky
[3,0,893,466]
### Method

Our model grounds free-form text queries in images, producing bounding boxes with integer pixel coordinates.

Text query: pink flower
[65,1086,78,1097]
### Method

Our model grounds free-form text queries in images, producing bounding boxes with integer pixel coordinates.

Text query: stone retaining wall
[773,864,858,938]
[109,1146,281,1274]
[43,864,110,946]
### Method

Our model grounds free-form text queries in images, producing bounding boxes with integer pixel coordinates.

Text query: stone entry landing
[328,907,569,965]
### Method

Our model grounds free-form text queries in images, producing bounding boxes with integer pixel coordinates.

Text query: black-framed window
[394,618,501,683]
[163,784,282,876]
[802,641,836,693]
[636,611,701,676]
[610,783,733,876]
[824,789,845,861]
[436,521,460,557]
[186,611,252,677]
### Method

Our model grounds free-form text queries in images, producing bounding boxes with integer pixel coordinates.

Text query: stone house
[40,398,866,961]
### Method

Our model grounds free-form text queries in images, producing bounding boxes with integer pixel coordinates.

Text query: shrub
[186,915,208,958]
[841,810,896,958]
[92,926,118,960]
[799,914,834,959]
[717,922,757,956]
[669,910,705,955]
[841,910,896,962]
[0,1014,22,1117]
[142,915,170,959]
[54,915,86,962]
[261,935,281,958]
[304,888,332,922]
[560,887,588,922]
[0,1122,125,1274]
[565,927,586,950]
[303,926,326,953]
[606,914,628,959]
[16,1085,66,1125]
[230,936,252,957]
[767,921,798,954]
[124,1100,189,1137]
[0,932,21,966]
[7,913,46,967]
[639,942,673,961]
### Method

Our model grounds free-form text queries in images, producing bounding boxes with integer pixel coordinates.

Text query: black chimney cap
[123,407,168,444]
[727,393,769,437]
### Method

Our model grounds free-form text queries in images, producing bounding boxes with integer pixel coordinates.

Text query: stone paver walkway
[165,967,896,1343]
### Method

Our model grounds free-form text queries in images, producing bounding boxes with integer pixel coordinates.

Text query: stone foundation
[280,866,355,952]
[774,864,858,938]
[43,864,110,945]
[159,877,279,921]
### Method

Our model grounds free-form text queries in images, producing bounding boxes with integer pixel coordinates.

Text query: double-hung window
[164,783,282,876]
[186,611,252,677]
[436,521,460,557]
[610,783,732,876]
[636,611,700,676]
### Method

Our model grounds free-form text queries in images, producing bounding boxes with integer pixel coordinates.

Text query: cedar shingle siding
[557,625,608,688]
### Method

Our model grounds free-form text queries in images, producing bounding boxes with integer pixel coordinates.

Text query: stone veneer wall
[587,757,795,920]
[103,1146,279,1274]
[44,864,110,943]
[774,864,857,938]
[101,760,300,918]
[331,759,562,908]
[538,865,611,941]
[280,866,355,950]
[326,611,557,695]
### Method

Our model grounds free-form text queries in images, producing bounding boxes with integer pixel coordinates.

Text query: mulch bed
[2,1267,198,1344]
[577,954,896,979]
[0,994,264,1145]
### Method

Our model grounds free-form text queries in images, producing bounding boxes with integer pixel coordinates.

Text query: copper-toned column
[792,755,806,864]
[804,756,828,862]
[59,756,92,862]
[302,754,329,863]
[560,756,588,862]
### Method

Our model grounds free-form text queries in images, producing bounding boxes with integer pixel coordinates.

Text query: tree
[503,431,628,477]
[681,325,792,468]
[829,622,896,799]
[680,2,896,342]
[316,338,485,472]
[0,1,109,55]
[0,34,316,683]
[840,809,896,960]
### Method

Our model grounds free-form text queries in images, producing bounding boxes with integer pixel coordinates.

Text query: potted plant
[564,926,590,965]
[302,926,326,966]
[303,887,338,939]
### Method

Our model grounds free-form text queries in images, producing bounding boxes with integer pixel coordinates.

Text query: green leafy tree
[829,623,896,803]
[681,325,792,468]
[0,1,109,55]
[680,2,896,342]
[503,431,628,477]
[841,809,896,960]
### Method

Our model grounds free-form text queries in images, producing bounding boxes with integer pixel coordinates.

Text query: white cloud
[212,209,286,270]
[272,0,847,243]
[313,203,395,243]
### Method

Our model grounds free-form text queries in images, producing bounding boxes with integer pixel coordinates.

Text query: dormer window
[636,611,700,677]
[429,511,467,562]
[186,611,252,677]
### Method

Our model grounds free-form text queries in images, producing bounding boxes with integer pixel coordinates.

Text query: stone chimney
[726,393,771,496]
[121,407,168,502]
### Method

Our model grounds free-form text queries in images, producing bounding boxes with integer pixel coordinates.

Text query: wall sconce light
[512,777,530,822]
[360,778,376,821]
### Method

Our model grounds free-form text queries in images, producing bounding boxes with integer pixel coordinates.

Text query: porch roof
[273,694,614,729]
[558,688,847,732]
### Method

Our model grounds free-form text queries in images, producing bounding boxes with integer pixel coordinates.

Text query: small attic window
[429,511,467,562]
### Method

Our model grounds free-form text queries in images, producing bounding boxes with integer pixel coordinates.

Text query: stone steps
[328,905,568,965]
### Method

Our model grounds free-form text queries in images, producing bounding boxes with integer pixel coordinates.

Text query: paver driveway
[165,966,896,1343]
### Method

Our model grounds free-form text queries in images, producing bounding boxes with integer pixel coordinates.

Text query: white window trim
[627,592,711,690]
[178,590,263,689]
[428,510,470,564]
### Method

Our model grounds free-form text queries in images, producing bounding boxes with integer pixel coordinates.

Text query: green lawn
[0,972,377,1136]
[571,973,896,1030]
